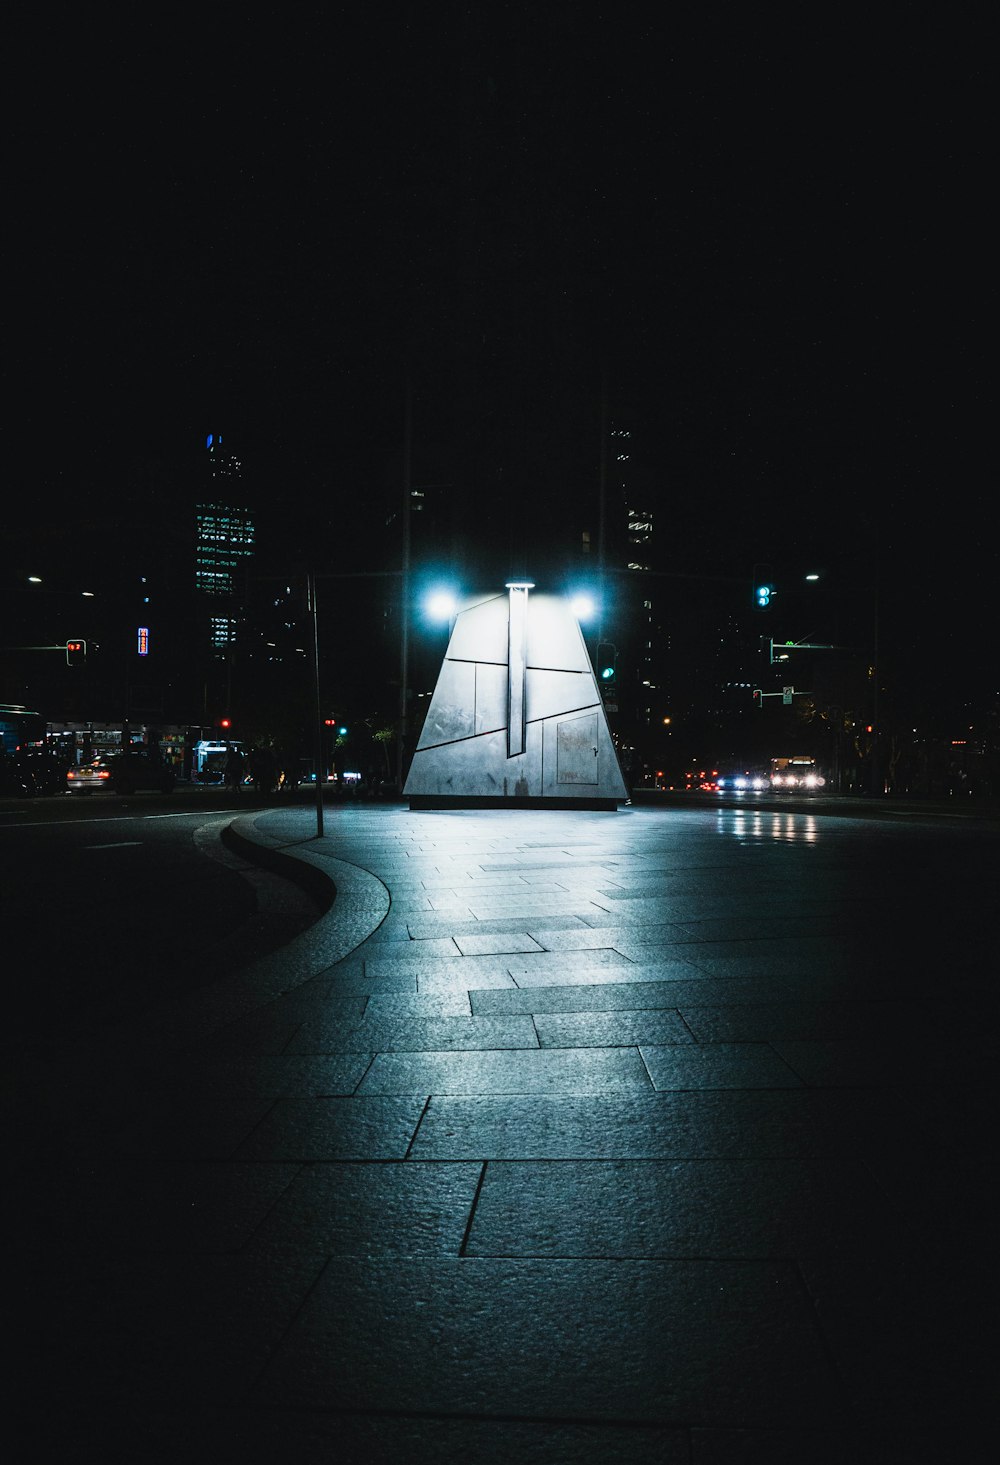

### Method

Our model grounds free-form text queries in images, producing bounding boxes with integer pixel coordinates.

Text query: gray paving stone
[286,1013,539,1053]
[247,1160,483,1255]
[363,991,473,1018]
[510,958,697,988]
[409,1092,849,1160]
[365,952,519,976]
[536,1009,694,1046]
[472,976,793,1014]
[466,1158,897,1258]
[233,1096,427,1160]
[357,1046,654,1095]
[253,1256,841,1425]
[407,913,591,939]
[453,932,545,955]
[417,970,519,992]
[520,924,641,950]
[324,970,418,995]
[641,1043,805,1089]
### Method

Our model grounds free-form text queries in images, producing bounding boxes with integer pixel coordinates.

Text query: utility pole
[307,570,324,838]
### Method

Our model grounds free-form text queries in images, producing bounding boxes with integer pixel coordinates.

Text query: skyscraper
[195,434,255,651]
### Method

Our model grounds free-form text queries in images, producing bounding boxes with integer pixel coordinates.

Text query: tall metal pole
[598,367,608,645]
[870,570,880,796]
[396,378,412,795]
[308,570,324,837]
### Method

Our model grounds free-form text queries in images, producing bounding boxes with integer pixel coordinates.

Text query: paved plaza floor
[12,799,994,1462]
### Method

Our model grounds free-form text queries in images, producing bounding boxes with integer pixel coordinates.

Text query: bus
[0,704,47,755]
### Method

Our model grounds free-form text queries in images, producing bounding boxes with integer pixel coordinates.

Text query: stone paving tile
[323,970,418,994]
[253,1256,841,1425]
[286,1014,539,1053]
[522,924,650,950]
[392,935,464,956]
[416,970,520,992]
[463,896,615,919]
[409,1091,851,1161]
[673,917,847,942]
[509,957,698,988]
[364,991,474,1018]
[536,1010,695,1047]
[364,951,518,976]
[453,931,546,956]
[407,912,591,939]
[471,976,793,1014]
[579,906,709,928]
[466,1157,897,1259]
[233,1096,427,1160]
[247,1160,483,1256]
[641,1043,805,1090]
[357,1046,654,1095]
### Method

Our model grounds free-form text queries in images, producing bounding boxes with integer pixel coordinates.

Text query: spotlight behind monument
[405,584,627,809]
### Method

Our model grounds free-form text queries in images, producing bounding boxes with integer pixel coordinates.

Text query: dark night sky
[3,8,993,712]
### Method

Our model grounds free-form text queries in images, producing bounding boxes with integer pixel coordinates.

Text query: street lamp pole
[307,570,324,838]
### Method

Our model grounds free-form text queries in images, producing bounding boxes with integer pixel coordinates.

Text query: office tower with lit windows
[195,434,255,651]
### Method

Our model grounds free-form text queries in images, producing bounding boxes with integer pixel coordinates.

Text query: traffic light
[752,564,775,610]
[596,641,617,685]
[65,639,87,666]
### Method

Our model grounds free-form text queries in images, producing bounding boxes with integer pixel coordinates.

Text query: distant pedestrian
[224,743,245,793]
[251,745,278,795]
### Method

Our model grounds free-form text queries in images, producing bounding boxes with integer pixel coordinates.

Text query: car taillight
[67,771,75,779]
[98,770,110,779]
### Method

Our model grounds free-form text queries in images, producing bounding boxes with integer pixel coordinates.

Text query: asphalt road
[0,789,321,1042]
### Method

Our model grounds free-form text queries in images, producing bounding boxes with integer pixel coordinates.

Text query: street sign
[782,687,794,705]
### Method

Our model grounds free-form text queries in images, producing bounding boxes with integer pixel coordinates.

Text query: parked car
[66,759,114,795]
[67,749,176,795]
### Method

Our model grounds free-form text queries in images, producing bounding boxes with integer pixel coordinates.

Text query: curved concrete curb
[221,812,391,979]
[119,812,390,1050]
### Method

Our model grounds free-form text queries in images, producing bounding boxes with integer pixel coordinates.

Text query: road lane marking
[84,840,144,849]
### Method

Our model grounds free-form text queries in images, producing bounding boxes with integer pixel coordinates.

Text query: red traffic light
[219,718,231,729]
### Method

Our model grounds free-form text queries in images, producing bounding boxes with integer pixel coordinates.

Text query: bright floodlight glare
[426,590,457,621]
[569,593,596,621]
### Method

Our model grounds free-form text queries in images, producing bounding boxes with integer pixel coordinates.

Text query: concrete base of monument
[407,794,624,810]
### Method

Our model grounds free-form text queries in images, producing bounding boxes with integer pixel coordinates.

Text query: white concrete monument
[405,584,628,808]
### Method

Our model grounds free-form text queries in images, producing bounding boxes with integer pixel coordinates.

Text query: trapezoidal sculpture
[405,584,628,809]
